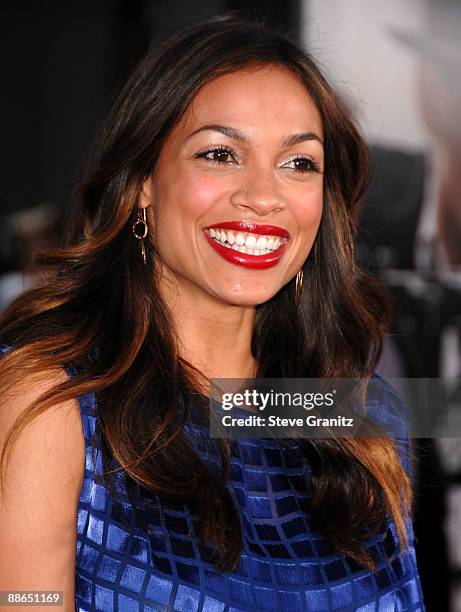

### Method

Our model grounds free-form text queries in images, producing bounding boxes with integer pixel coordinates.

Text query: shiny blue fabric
[73,373,425,611]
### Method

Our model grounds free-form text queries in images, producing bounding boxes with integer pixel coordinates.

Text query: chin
[219,288,279,307]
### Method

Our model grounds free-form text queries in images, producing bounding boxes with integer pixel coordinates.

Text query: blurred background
[1,0,460,609]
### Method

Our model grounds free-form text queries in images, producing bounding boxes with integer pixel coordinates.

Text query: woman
[0,15,425,611]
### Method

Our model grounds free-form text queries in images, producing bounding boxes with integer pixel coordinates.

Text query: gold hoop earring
[132,207,148,265]
[295,269,304,306]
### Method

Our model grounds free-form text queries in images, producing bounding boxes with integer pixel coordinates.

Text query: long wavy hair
[0,15,411,572]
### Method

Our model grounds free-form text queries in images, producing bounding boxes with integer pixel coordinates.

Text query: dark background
[0,0,300,217]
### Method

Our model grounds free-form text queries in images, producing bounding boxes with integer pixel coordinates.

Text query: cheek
[152,171,227,257]
[158,176,230,240]
[296,186,324,234]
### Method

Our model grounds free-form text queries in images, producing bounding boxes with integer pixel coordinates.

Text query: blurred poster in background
[303,2,461,610]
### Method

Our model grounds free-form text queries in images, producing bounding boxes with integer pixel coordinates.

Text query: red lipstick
[203,221,290,270]
[205,220,289,237]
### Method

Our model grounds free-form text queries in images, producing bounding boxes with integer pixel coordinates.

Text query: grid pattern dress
[74,374,425,611]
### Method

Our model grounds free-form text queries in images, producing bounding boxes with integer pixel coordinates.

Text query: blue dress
[73,373,425,611]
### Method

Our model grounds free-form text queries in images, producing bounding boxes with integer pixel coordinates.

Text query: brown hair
[0,15,411,572]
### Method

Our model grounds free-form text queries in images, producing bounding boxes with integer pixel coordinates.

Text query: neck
[159,274,259,383]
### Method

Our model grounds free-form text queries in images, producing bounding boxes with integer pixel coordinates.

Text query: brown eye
[195,146,238,165]
[294,158,311,171]
[282,156,321,174]
[210,149,231,163]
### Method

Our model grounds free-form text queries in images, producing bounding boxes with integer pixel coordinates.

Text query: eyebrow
[188,124,324,147]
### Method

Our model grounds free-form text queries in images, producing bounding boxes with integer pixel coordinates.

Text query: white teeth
[256,236,267,250]
[245,235,257,249]
[207,227,286,256]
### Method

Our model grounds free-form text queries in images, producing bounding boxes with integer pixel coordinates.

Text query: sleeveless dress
[73,373,425,612]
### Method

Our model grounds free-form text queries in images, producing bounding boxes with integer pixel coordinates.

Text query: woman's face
[141,64,324,306]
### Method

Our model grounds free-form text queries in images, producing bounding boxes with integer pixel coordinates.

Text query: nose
[230,165,285,216]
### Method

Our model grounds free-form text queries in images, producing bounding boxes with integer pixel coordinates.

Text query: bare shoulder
[0,366,85,493]
[0,367,85,609]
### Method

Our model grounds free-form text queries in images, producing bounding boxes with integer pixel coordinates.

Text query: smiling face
[141,63,324,307]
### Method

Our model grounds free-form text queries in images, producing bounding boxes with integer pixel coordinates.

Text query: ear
[139,176,155,230]
[139,176,154,209]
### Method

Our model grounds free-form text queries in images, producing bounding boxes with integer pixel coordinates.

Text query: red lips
[204,220,289,238]
[203,221,290,270]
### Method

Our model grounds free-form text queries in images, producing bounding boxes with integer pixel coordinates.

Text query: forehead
[177,64,323,139]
